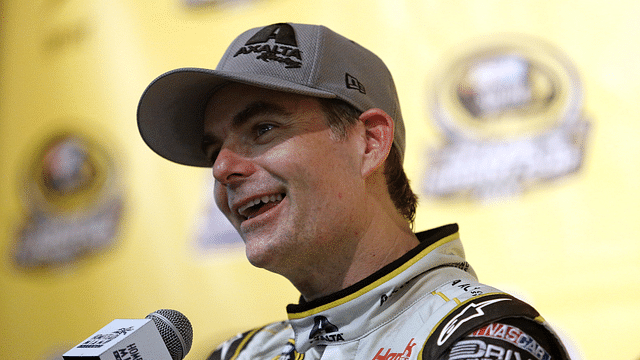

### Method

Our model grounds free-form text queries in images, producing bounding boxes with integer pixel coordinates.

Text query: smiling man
[203,83,417,299]
[137,23,571,360]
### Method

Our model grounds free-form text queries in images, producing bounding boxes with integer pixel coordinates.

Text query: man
[137,23,570,360]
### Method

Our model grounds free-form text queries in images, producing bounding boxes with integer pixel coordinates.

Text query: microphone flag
[63,318,172,360]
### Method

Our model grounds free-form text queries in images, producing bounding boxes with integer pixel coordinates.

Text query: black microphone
[63,309,193,360]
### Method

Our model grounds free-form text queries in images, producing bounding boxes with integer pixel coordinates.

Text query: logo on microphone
[77,326,135,348]
[113,343,143,360]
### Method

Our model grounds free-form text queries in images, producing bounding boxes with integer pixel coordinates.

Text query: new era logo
[345,73,366,94]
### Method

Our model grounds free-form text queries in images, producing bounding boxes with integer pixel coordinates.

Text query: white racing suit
[208,224,570,360]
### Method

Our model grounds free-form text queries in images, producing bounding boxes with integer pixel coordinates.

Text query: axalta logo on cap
[233,23,303,69]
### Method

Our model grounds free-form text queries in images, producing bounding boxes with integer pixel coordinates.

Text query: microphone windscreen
[146,309,193,360]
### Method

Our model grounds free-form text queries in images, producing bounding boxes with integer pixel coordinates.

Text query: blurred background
[1,1,638,359]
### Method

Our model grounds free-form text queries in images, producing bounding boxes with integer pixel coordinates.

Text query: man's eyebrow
[201,100,291,156]
[231,100,291,129]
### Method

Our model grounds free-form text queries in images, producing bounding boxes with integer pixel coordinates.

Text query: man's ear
[359,108,394,178]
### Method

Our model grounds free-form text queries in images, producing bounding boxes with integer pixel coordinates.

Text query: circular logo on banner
[424,35,590,200]
[13,131,124,269]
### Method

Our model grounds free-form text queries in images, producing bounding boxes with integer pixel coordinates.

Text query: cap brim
[137,67,336,167]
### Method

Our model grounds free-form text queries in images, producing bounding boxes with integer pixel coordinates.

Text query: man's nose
[212,147,255,185]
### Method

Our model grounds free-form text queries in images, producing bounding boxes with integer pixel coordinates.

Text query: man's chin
[243,239,278,269]
[245,254,282,275]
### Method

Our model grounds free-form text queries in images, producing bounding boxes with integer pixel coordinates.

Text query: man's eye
[256,124,275,137]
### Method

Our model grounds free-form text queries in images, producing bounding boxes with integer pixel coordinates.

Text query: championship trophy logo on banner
[13,131,124,269]
[424,35,590,200]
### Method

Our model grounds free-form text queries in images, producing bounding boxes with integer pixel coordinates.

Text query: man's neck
[292,209,419,302]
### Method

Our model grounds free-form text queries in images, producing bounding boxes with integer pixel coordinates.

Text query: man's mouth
[238,193,285,220]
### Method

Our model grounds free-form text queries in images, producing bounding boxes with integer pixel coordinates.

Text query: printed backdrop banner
[1,1,638,360]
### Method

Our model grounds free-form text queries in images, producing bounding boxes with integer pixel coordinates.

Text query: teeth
[238,194,284,217]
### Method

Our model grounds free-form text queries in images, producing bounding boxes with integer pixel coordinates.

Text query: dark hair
[318,98,418,226]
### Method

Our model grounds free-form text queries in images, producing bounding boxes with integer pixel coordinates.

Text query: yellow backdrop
[1,1,638,360]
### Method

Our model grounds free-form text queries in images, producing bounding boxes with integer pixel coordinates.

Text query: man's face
[203,83,367,275]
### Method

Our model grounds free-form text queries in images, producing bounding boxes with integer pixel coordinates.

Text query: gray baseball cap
[137,22,404,167]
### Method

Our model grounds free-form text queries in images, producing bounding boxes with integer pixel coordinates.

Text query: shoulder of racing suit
[421,292,571,360]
